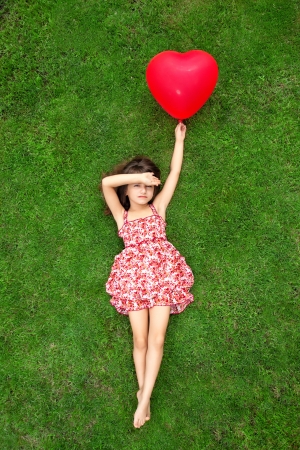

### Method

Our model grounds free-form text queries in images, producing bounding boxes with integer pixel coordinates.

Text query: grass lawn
[1,0,300,448]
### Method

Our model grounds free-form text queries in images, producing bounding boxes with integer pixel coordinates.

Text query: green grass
[1,0,300,448]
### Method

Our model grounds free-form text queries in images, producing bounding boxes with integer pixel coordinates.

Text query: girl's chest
[119,215,166,242]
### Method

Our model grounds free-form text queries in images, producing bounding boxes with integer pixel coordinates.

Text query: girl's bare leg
[133,306,170,428]
[128,309,150,418]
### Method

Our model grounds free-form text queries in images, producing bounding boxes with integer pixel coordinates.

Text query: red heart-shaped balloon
[146,50,218,120]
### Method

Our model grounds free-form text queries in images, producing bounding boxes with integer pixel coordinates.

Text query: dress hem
[110,296,194,316]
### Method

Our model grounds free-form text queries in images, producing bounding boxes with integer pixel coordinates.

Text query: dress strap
[149,203,158,215]
[123,209,128,222]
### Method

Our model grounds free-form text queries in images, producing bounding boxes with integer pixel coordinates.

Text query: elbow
[100,177,117,192]
[102,176,112,187]
[169,168,181,177]
[99,176,108,191]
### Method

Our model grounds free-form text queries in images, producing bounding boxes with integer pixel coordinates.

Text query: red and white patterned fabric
[106,204,194,315]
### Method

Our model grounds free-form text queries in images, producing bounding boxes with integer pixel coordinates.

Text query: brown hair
[100,156,161,215]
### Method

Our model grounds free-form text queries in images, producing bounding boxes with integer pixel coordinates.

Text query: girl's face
[126,183,154,206]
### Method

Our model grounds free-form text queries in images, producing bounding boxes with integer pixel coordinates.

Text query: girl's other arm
[154,123,186,219]
[102,173,160,227]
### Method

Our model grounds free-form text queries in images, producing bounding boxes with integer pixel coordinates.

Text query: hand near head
[175,122,187,142]
[141,172,161,186]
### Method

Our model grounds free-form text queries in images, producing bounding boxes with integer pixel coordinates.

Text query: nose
[140,184,146,194]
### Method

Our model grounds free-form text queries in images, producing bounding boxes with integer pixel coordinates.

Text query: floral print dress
[106,204,194,315]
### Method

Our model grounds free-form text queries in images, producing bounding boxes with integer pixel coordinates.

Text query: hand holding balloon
[175,122,186,142]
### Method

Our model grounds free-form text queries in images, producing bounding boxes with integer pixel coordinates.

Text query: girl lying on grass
[101,123,194,428]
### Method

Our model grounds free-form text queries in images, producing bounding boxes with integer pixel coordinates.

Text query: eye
[133,184,140,187]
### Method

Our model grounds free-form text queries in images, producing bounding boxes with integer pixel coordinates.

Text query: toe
[134,415,141,428]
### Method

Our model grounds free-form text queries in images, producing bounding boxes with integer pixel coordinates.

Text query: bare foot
[137,390,150,421]
[134,399,150,428]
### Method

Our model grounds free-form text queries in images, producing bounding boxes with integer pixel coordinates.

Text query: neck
[129,203,150,212]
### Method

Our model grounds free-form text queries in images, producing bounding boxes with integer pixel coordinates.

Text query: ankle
[140,393,150,404]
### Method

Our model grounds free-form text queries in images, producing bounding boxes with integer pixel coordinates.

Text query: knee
[149,334,165,350]
[133,335,148,351]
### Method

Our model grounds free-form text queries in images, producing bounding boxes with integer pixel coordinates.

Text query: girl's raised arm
[153,123,186,220]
